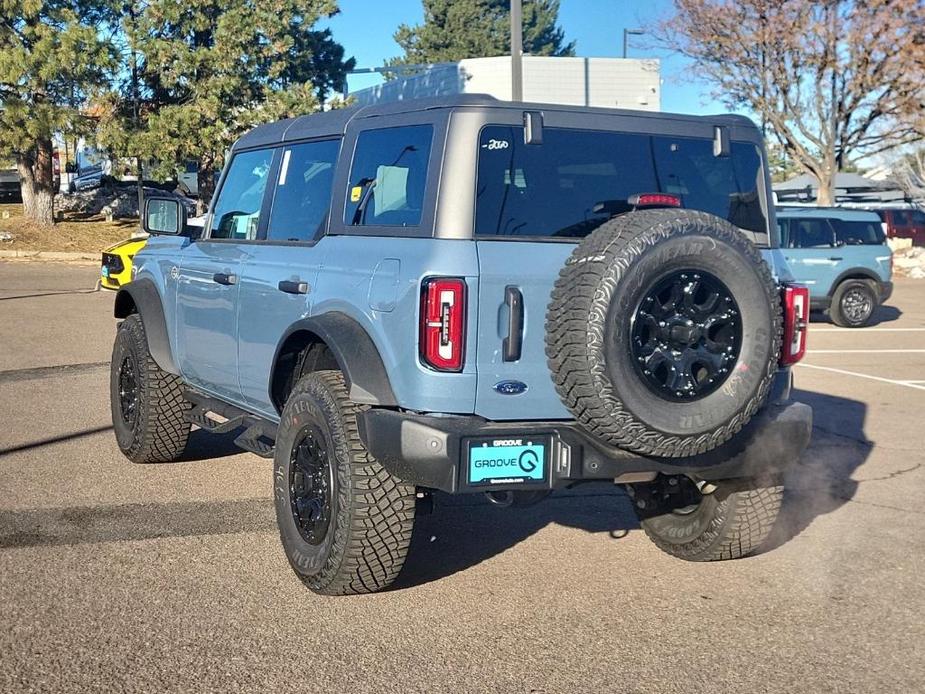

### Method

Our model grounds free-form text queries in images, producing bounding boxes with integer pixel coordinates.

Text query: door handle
[212,272,237,285]
[828,257,843,262]
[278,280,309,295]
[502,286,524,362]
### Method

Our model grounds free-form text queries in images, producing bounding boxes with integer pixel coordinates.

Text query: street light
[623,28,644,58]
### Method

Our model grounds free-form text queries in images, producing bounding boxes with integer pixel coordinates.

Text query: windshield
[475,125,768,240]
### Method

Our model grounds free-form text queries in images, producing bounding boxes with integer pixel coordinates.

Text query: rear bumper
[357,399,812,495]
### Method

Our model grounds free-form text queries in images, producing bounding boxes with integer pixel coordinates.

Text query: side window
[210,149,273,240]
[792,219,834,248]
[913,210,925,225]
[345,125,433,227]
[267,139,340,242]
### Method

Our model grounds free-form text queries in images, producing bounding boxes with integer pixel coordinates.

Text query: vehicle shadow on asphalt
[811,304,902,327]
[392,484,639,590]
[764,388,869,550]
[395,388,870,590]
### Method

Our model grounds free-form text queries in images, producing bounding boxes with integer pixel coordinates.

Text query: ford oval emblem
[493,380,528,395]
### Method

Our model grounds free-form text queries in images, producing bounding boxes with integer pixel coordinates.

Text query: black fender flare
[273,312,397,407]
[826,267,881,299]
[113,279,179,375]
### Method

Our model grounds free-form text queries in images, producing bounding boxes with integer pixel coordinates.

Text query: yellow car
[100,236,147,290]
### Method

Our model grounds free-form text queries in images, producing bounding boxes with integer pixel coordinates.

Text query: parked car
[0,168,20,201]
[874,207,925,247]
[110,95,812,595]
[777,207,892,327]
[101,237,147,290]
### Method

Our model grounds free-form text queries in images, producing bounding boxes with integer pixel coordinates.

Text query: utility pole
[126,2,143,229]
[511,0,523,101]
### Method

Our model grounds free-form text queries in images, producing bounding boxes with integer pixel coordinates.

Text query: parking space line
[797,363,925,391]
[807,349,925,354]
[811,328,925,332]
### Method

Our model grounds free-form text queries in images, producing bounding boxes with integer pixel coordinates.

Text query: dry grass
[0,203,137,254]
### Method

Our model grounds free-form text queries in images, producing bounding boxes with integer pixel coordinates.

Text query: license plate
[466,437,548,486]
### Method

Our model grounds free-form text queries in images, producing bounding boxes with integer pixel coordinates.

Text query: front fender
[114,278,178,375]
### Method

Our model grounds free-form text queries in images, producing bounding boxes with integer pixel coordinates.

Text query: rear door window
[345,125,433,227]
[791,219,834,248]
[831,218,885,245]
[267,139,340,242]
[210,149,273,240]
[475,126,767,238]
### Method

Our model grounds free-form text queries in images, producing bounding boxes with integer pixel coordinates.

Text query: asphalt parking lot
[1,261,924,693]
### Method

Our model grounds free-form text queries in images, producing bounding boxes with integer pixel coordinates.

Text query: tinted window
[789,219,834,248]
[210,149,273,240]
[345,125,433,227]
[912,210,925,225]
[267,139,340,242]
[475,126,767,238]
[832,219,885,245]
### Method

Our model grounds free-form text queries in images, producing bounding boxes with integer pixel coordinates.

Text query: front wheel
[631,475,783,561]
[830,279,877,328]
[273,370,416,595]
[110,314,191,463]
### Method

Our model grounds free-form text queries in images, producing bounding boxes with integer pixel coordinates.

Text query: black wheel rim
[630,270,742,401]
[842,287,873,324]
[289,426,333,545]
[118,355,139,428]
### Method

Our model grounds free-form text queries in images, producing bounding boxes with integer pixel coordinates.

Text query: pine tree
[392,0,575,66]
[100,0,354,208]
[0,1,117,225]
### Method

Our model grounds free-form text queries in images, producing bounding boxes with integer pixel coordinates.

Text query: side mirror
[65,162,76,174]
[143,197,187,236]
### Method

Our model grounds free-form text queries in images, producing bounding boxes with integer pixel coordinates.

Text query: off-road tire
[274,370,416,595]
[110,314,191,463]
[546,209,782,458]
[635,479,784,561]
[829,279,877,328]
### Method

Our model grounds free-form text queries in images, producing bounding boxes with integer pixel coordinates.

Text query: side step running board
[184,391,278,459]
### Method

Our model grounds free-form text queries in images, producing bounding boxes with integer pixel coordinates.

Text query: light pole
[511,0,523,101]
[623,28,644,59]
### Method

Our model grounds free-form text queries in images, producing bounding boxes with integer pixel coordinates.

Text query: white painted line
[904,380,925,384]
[807,349,925,354]
[797,363,925,391]
[812,328,925,332]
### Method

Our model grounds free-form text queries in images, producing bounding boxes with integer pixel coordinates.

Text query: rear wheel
[273,370,416,595]
[630,475,783,561]
[110,314,191,463]
[830,279,877,328]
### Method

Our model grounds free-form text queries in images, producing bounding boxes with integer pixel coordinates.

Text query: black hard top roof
[232,94,757,151]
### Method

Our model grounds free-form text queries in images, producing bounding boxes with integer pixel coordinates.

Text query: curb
[0,250,99,262]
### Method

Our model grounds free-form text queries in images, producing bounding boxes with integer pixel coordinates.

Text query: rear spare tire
[546,209,781,458]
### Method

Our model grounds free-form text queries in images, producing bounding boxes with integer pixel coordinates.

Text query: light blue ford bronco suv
[110,96,813,595]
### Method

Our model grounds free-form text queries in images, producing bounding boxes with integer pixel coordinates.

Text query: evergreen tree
[392,0,574,66]
[0,1,117,225]
[100,0,354,207]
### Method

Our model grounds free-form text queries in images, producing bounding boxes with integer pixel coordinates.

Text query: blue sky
[321,0,733,116]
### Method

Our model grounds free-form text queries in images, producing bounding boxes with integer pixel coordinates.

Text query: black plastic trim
[113,279,179,375]
[272,312,398,407]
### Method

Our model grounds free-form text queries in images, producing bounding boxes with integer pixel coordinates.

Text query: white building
[350,55,661,111]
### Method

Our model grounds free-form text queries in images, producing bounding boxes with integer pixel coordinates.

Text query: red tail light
[420,277,466,372]
[780,284,809,366]
[628,192,682,208]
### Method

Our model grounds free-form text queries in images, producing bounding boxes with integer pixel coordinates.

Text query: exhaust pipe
[485,490,514,507]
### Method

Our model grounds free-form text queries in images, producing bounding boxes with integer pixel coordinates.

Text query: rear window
[475,126,767,239]
[832,218,885,246]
